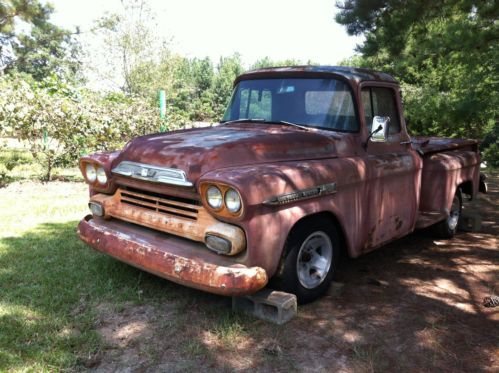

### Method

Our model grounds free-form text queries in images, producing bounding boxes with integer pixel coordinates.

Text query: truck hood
[113,123,337,183]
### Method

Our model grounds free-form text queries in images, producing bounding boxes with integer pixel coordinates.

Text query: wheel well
[275,212,349,276]
[459,180,473,199]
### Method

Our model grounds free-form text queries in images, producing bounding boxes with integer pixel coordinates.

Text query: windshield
[222,78,358,132]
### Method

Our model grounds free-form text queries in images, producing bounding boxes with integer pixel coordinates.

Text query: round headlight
[206,186,223,209]
[225,188,241,213]
[96,166,107,185]
[85,163,96,183]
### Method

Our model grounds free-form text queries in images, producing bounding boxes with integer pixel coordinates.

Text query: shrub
[0,74,169,180]
[481,123,499,168]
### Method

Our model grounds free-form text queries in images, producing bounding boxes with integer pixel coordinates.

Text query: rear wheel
[433,188,462,239]
[274,217,340,304]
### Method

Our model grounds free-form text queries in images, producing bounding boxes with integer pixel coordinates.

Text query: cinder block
[232,289,297,325]
[458,212,482,232]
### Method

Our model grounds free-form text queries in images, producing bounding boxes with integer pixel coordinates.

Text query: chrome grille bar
[112,161,193,187]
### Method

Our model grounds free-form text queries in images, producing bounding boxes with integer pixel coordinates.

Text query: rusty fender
[77,215,268,296]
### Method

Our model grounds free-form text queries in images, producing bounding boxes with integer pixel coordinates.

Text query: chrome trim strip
[263,182,337,206]
[111,161,193,187]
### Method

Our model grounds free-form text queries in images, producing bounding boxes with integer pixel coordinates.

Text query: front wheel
[274,218,340,304]
[433,188,462,239]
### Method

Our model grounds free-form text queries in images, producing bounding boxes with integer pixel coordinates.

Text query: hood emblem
[112,161,193,187]
[139,168,156,178]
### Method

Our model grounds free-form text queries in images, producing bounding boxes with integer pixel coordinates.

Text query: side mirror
[371,116,390,142]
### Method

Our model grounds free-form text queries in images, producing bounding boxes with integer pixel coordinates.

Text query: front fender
[199,158,366,277]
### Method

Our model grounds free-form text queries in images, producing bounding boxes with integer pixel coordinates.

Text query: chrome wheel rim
[447,193,461,231]
[296,231,333,289]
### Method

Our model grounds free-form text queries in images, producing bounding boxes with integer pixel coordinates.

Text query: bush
[481,123,499,168]
[0,74,170,180]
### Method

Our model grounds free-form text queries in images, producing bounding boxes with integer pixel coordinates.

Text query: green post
[159,90,167,132]
[43,129,48,149]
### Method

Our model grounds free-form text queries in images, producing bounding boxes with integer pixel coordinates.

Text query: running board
[415,211,447,229]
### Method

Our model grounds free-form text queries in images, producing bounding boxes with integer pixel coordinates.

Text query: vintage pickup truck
[77,66,485,303]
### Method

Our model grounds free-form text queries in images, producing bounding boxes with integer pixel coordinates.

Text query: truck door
[360,85,421,251]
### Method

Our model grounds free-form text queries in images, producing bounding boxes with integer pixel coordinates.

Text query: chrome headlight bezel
[200,182,244,218]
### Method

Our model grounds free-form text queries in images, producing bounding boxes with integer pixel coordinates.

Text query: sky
[49,0,362,67]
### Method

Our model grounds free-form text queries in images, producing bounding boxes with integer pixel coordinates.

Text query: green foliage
[12,18,82,82]
[335,0,498,165]
[124,52,243,123]
[481,123,499,168]
[250,56,308,69]
[0,0,50,34]
[1,0,82,82]
[92,0,157,93]
[0,73,165,180]
[211,54,244,118]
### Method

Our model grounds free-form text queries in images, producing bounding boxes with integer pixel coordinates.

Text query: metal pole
[43,129,48,149]
[159,90,166,132]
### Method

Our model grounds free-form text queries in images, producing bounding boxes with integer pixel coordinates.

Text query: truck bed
[415,136,481,229]
[411,136,479,156]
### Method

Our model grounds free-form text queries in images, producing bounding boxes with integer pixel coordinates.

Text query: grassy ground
[0,176,497,372]
[0,147,82,185]
[0,182,102,370]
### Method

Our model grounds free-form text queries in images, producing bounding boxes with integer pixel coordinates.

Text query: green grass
[0,182,172,370]
[0,147,83,185]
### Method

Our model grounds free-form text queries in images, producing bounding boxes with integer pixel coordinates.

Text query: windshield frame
[222,76,361,134]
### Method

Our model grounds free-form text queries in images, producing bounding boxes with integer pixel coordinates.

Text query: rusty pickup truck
[77,66,485,303]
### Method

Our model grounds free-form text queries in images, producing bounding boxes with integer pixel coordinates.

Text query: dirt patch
[87,173,498,372]
[96,303,156,349]
[88,302,178,371]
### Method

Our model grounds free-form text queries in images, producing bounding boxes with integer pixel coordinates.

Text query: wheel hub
[296,231,333,289]
[448,193,461,230]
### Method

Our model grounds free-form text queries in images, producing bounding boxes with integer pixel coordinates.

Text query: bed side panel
[419,150,480,213]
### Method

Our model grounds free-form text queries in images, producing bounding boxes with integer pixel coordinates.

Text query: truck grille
[119,187,201,221]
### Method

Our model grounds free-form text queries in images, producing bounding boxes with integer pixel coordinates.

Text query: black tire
[273,217,340,304]
[433,188,462,239]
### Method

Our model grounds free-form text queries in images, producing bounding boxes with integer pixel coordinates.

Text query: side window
[238,88,272,120]
[361,87,401,134]
[361,89,373,131]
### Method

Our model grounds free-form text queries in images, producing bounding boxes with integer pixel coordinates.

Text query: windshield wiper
[220,118,265,125]
[220,118,309,131]
[262,120,310,131]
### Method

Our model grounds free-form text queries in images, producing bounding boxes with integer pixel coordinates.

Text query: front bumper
[77,215,268,296]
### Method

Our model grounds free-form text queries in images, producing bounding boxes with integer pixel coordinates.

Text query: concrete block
[459,212,482,232]
[232,289,297,325]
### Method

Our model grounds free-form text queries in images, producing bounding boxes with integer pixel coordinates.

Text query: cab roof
[236,65,398,85]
